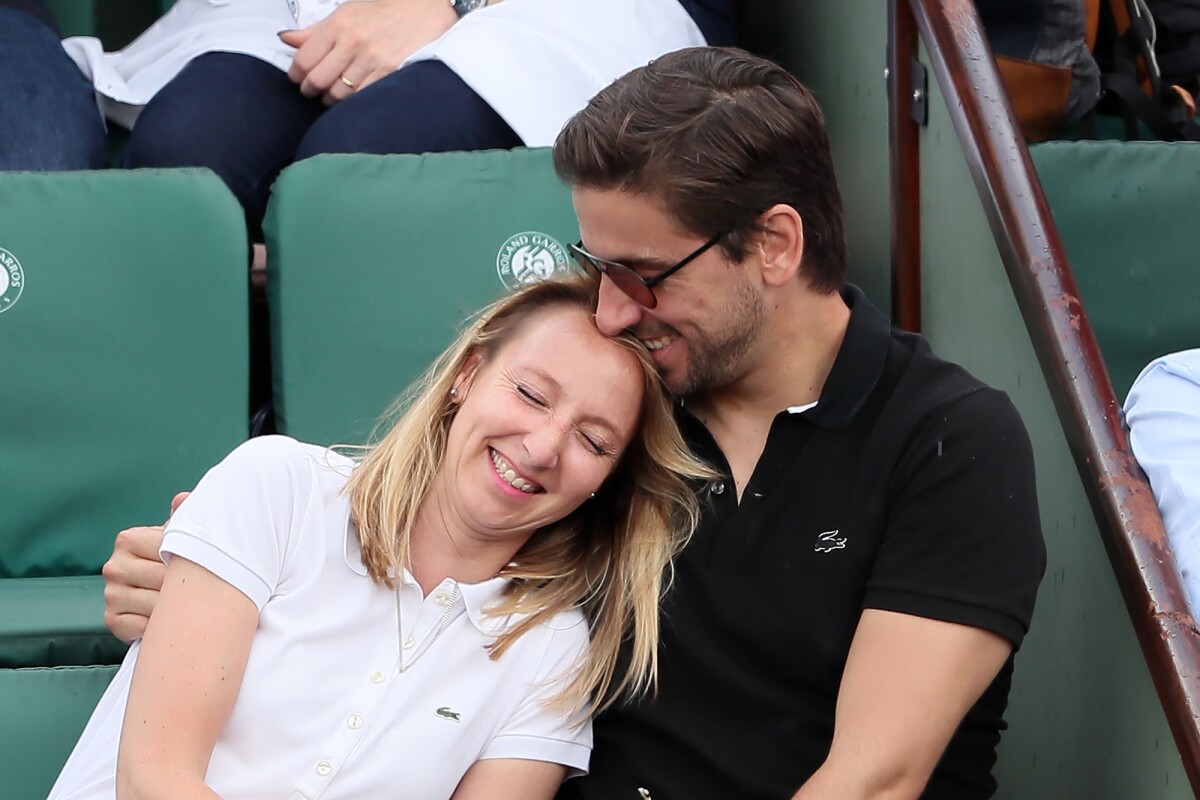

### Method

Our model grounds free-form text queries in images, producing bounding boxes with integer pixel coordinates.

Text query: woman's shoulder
[479,596,588,648]
[540,605,588,633]
[221,436,355,476]
[519,605,590,657]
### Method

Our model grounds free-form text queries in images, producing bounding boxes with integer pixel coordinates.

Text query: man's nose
[594,274,644,336]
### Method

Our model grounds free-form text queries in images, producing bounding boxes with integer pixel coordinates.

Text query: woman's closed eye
[578,429,613,457]
[516,383,547,407]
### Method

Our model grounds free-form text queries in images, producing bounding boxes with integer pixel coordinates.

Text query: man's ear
[452,351,484,399]
[756,204,804,288]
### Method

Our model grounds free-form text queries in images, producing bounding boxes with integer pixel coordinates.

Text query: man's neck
[687,288,850,498]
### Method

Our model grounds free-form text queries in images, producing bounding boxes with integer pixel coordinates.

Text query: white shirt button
[316,760,332,777]
[434,592,454,606]
[347,714,364,730]
[369,671,385,684]
[403,635,415,648]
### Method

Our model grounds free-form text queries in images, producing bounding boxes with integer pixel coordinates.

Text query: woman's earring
[450,387,459,398]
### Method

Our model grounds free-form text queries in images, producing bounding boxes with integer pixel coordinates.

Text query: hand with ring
[280,0,461,106]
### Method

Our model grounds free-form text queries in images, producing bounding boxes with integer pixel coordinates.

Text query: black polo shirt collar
[677,283,890,431]
[675,284,890,490]
[800,283,890,430]
[676,284,892,438]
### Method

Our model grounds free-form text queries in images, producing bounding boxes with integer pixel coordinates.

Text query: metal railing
[888,0,1200,791]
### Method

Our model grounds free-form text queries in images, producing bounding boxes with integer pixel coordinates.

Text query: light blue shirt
[1125,349,1200,612]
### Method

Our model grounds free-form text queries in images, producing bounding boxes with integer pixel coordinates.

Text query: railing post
[888,0,922,331]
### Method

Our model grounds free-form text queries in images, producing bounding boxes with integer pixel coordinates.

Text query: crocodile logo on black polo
[814,530,847,553]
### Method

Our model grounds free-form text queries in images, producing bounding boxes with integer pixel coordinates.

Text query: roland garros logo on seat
[0,247,23,314]
[496,231,571,290]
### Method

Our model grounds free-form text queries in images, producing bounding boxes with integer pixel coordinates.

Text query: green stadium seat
[1031,141,1200,397]
[264,149,581,445]
[0,577,114,668]
[0,665,119,800]
[0,169,249,666]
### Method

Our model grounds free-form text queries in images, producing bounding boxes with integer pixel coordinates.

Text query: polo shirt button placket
[369,670,386,684]
[347,714,364,730]
[315,760,332,777]
[711,482,726,495]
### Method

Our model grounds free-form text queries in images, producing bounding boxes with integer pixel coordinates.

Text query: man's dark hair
[554,47,848,293]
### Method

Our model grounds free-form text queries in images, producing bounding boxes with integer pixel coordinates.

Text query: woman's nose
[523,420,568,468]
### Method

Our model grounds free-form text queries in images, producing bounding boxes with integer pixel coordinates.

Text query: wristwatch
[450,0,487,17]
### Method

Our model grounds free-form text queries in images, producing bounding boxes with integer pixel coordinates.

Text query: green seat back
[0,577,126,668]
[265,150,580,445]
[0,665,118,800]
[0,169,248,665]
[1031,141,1200,397]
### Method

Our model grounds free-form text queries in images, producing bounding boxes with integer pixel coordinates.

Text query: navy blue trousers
[124,53,522,239]
[0,6,107,170]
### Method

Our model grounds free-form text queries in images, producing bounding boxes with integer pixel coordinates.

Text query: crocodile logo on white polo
[814,530,847,553]
[436,706,461,722]
[0,247,24,314]
[496,231,571,290]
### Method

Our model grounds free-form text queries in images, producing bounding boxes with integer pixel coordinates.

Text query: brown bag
[980,0,1102,141]
[984,0,1200,141]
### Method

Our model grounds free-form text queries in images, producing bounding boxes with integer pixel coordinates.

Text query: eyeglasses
[569,232,726,309]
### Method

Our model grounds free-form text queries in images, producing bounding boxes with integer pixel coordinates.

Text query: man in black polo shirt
[553,47,1045,799]
[100,46,1045,800]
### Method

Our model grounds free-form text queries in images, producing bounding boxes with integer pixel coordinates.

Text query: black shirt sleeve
[864,387,1047,648]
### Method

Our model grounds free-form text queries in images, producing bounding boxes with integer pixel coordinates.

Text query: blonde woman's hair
[344,273,715,715]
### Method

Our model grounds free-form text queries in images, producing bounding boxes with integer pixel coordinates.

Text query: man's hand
[280,0,459,106]
[102,492,188,643]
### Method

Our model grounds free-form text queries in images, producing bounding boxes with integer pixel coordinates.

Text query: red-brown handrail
[888,0,922,332]
[892,0,1200,791]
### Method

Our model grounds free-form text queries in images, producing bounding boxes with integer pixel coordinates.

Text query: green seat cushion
[265,150,581,445]
[0,169,249,579]
[0,577,127,668]
[0,665,118,800]
[1031,140,1200,397]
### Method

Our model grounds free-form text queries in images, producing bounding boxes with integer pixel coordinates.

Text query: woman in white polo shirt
[49,274,713,800]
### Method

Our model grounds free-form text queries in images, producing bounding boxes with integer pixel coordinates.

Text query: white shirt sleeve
[479,612,593,775]
[161,436,314,610]
[1125,349,1200,612]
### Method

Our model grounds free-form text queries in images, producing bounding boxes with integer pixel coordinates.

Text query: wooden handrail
[894,0,1200,791]
[887,0,922,332]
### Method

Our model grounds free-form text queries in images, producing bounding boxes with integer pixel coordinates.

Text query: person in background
[0,1,107,170]
[2,0,735,239]
[1125,348,1200,611]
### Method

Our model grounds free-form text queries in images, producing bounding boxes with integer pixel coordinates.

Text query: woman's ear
[757,204,804,288]
[452,351,484,399]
